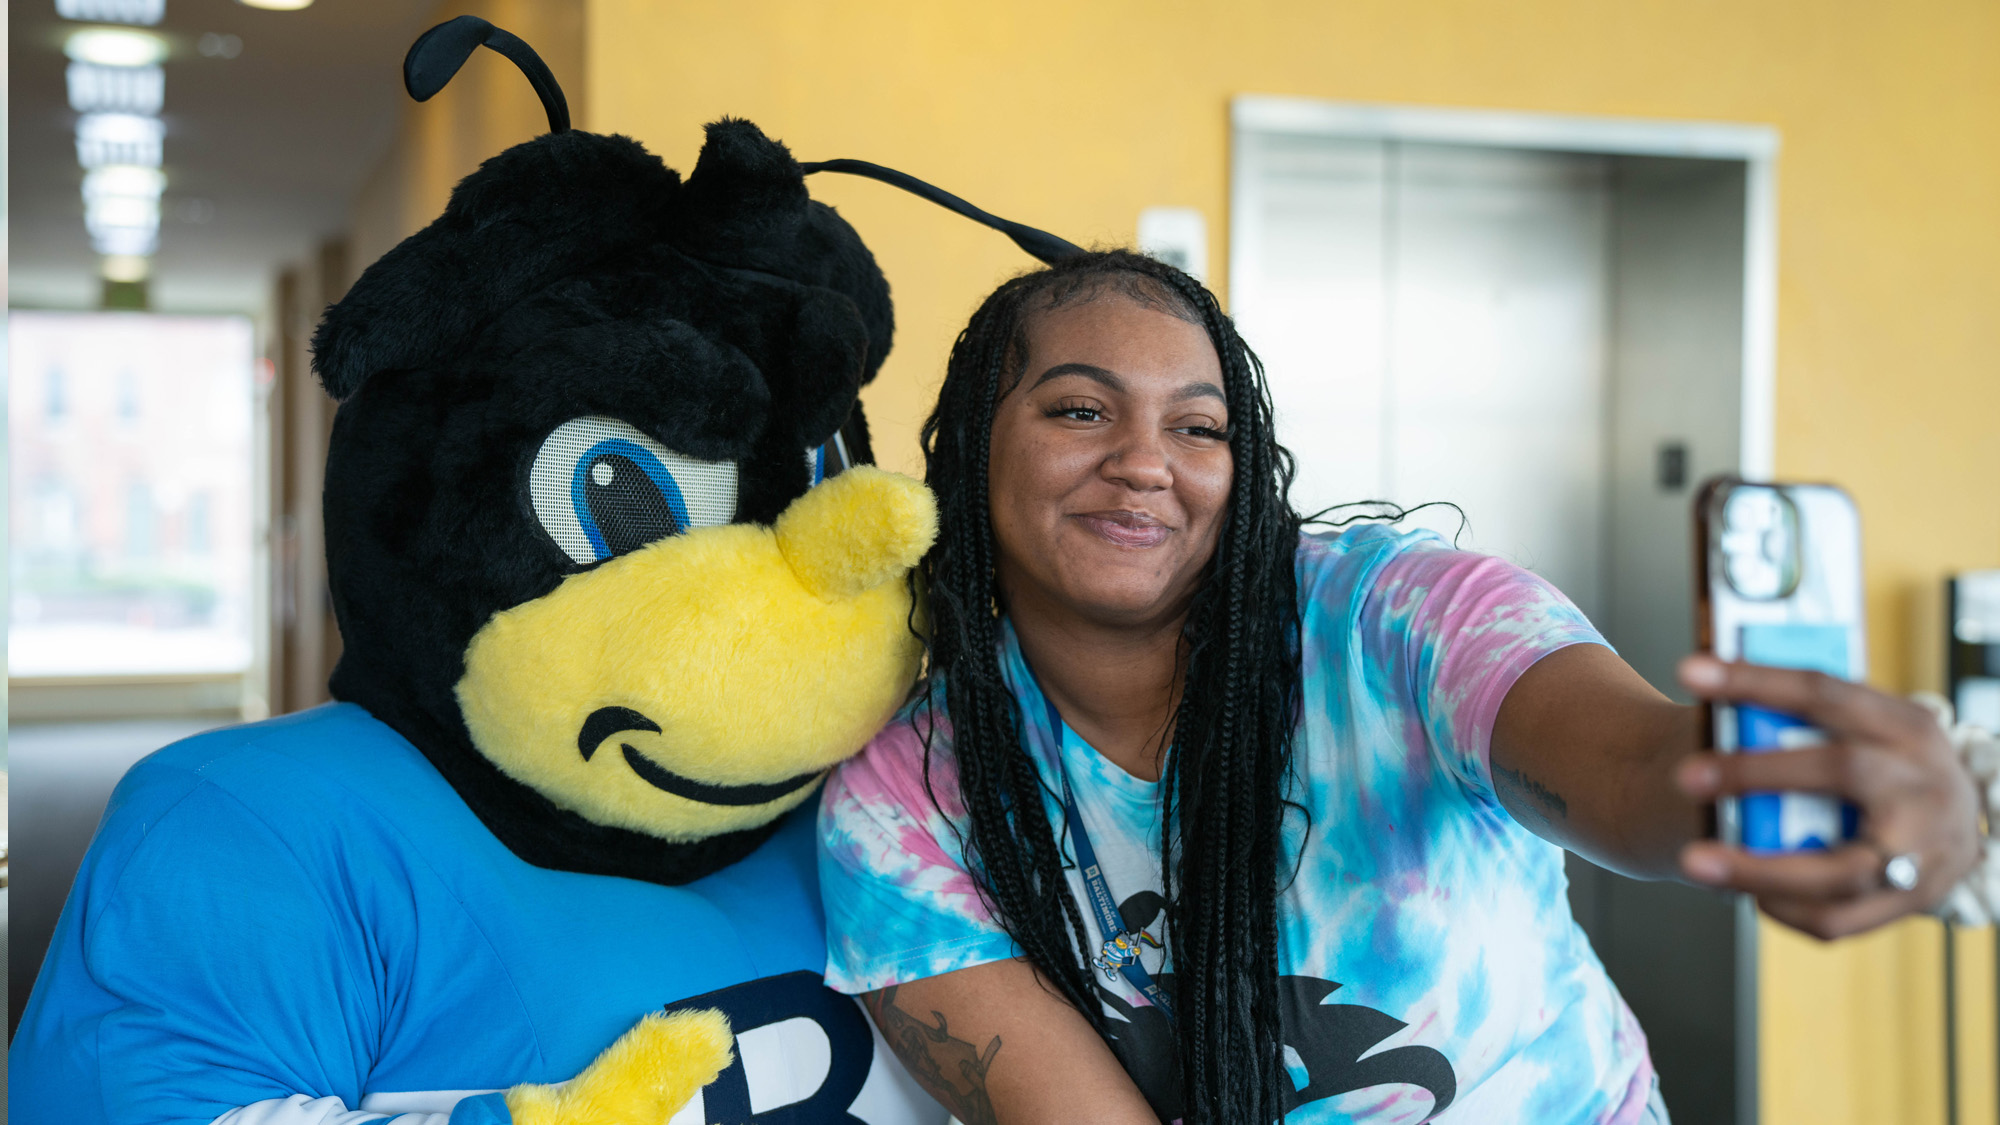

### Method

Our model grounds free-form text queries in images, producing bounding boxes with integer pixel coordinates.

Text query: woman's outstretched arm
[862,959,1159,1125]
[1487,644,1703,879]
[1491,643,1978,938]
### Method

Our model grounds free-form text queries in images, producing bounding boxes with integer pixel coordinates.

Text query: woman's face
[987,293,1234,630]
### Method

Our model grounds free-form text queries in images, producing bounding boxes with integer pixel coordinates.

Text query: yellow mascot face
[456,461,935,842]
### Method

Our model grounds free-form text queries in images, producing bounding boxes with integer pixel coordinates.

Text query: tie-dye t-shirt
[817,525,1656,1124]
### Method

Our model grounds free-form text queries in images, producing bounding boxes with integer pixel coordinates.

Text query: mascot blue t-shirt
[17,706,933,1124]
[9,15,1081,1125]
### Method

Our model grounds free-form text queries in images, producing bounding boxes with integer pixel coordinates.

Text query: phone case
[1694,478,1866,851]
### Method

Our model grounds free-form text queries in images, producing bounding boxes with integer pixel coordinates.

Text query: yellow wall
[581,2,1999,1123]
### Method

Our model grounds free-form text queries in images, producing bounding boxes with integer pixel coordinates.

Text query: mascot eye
[529,417,737,565]
[807,431,854,487]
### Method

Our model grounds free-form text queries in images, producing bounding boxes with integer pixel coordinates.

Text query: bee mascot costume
[14,16,1080,1125]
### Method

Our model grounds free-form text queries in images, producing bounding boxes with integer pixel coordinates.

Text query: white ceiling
[9,0,443,314]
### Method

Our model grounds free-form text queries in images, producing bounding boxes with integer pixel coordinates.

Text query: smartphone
[1694,478,1866,852]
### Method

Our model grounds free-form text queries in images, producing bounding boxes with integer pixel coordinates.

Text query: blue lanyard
[1044,697,1176,1025]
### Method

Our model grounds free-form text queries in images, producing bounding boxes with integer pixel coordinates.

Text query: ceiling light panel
[76,112,164,169]
[86,197,161,256]
[238,0,313,10]
[87,195,160,230]
[56,0,165,25]
[83,164,166,200]
[82,167,166,258]
[65,27,168,67]
[101,254,151,283]
[67,61,164,114]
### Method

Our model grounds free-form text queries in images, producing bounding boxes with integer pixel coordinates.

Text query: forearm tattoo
[1495,762,1569,822]
[863,985,1003,1125]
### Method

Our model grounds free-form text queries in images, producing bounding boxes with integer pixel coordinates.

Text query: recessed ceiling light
[65,27,168,67]
[86,192,161,256]
[76,112,165,169]
[84,164,167,202]
[57,0,165,26]
[67,61,165,114]
[102,254,152,283]
[238,0,313,9]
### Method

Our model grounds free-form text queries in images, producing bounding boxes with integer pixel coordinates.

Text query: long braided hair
[916,250,1303,1122]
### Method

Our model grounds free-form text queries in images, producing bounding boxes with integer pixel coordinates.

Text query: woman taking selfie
[817,250,1976,1124]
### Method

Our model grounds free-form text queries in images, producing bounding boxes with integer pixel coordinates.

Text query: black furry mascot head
[311,16,1077,886]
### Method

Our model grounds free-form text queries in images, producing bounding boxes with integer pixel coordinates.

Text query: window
[8,312,255,676]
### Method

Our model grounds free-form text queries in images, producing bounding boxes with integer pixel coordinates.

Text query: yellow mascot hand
[505,1008,733,1125]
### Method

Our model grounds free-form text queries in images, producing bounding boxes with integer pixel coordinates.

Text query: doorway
[1230,97,1777,1125]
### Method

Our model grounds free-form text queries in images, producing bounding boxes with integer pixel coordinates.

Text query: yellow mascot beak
[456,466,936,842]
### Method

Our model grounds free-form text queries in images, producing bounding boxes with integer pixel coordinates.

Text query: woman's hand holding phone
[1672,653,1981,940]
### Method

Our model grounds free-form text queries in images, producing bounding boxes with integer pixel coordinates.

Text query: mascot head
[313,16,1078,884]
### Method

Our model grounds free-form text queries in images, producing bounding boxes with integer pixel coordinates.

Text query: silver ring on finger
[1882,852,1921,892]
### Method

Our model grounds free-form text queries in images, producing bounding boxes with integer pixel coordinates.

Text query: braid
[919,276,1104,1023]
[919,250,1301,1123]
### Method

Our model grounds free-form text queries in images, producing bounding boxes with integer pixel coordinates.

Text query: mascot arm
[496,1009,734,1125]
[181,1013,731,1125]
[210,1012,733,1125]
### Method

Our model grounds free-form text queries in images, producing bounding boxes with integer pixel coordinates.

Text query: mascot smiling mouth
[578,706,824,807]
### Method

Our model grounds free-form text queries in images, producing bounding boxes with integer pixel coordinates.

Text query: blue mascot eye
[529,417,737,565]
[575,442,685,558]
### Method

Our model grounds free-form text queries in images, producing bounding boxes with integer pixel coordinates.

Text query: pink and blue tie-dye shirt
[817,525,1656,1124]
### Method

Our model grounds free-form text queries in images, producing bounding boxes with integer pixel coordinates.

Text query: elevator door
[1231,136,1611,620]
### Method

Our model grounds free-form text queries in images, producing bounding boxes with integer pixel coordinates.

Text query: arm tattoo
[1494,762,1569,821]
[863,985,1003,1125]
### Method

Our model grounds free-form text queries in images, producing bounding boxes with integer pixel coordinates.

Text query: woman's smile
[1071,509,1174,550]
